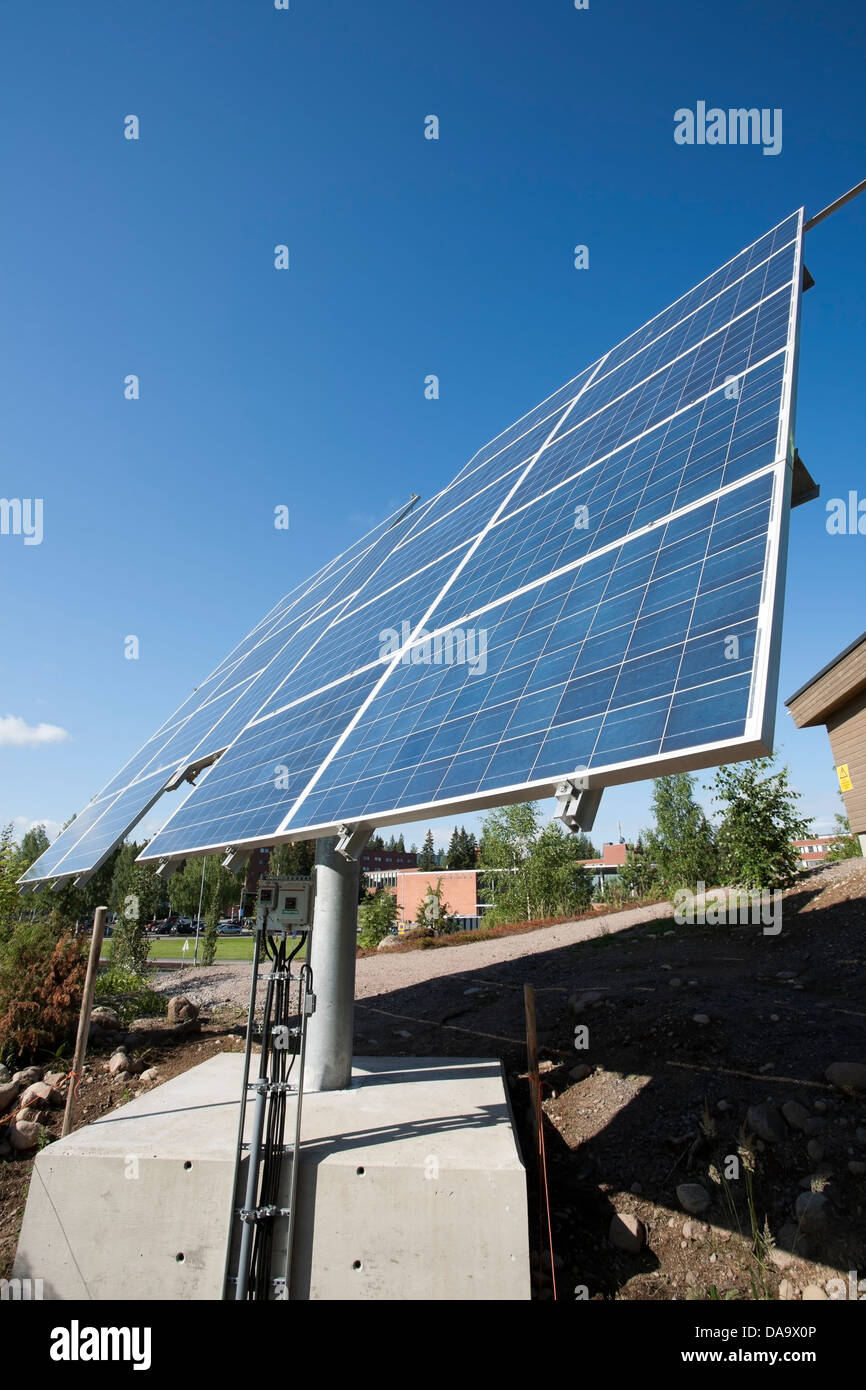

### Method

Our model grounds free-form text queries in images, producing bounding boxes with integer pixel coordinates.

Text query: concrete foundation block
[14,1054,530,1301]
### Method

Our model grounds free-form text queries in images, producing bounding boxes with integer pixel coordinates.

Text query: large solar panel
[21,211,804,882]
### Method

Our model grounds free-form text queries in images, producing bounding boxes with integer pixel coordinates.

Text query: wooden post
[61,905,106,1138]
[523,983,540,1149]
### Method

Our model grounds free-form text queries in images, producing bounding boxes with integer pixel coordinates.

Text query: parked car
[217,920,242,935]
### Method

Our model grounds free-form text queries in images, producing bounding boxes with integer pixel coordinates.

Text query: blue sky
[2,0,864,856]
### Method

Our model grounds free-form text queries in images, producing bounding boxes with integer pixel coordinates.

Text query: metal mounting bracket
[334,821,375,862]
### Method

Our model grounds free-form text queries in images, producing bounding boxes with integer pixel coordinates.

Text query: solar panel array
[21,210,803,883]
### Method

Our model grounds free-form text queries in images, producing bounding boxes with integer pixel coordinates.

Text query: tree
[479,803,592,925]
[0,824,22,926]
[270,840,315,876]
[417,830,437,870]
[445,826,479,869]
[712,757,810,890]
[644,773,719,890]
[415,880,460,935]
[357,889,397,949]
[571,832,599,861]
[108,843,161,973]
[16,824,50,874]
[825,808,862,862]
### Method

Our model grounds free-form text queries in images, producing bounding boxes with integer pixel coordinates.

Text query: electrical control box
[256,875,315,935]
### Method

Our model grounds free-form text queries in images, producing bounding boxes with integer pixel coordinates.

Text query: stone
[90,1007,122,1031]
[0,1065,10,1084]
[17,1108,40,1123]
[676,1183,711,1215]
[769,1245,795,1271]
[9,1119,43,1151]
[778,1278,795,1301]
[568,991,604,1015]
[108,1051,130,1077]
[812,1099,827,1113]
[802,1284,827,1300]
[139,1068,159,1083]
[807,1139,824,1164]
[747,1103,787,1144]
[795,1191,829,1233]
[569,1064,592,1083]
[167,996,200,1025]
[692,1014,710,1025]
[682,1220,704,1240]
[781,1101,811,1131]
[825,1062,866,1092]
[609,1213,645,1253]
[668,978,682,988]
[377,935,402,950]
[42,1071,67,1092]
[0,1080,21,1115]
[12,1067,41,1087]
[19,1081,58,1110]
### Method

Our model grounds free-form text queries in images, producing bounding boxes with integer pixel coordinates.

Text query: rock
[19,1081,59,1110]
[716,1100,730,1112]
[108,1051,130,1076]
[569,1064,592,1083]
[90,1007,122,1030]
[377,935,402,950]
[676,1183,711,1215]
[781,1101,811,1131]
[568,991,604,1015]
[747,1103,787,1144]
[609,1213,645,1253]
[9,1120,44,1151]
[0,1065,10,1084]
[825,1062,866,1092]
[668,978,682,989]
[769,1246,795,1271]
[692,1014,710,1025]
[795,1191,829,1233]
[139,1068,159,1083]
[778,1278,795,1301]
[807,1139,824,1164]
[802,1284,827,1300]
[682,1220,704,1240]
[167,996,200,1025]
[12,1067,41,1087]
[17,1107,40,1123]
[813,1099,827,1114]
[848,1161,866,1176]
[42,1071,67,1092]
[0,1080,20,1115]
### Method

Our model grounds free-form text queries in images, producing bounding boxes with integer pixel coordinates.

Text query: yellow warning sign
[837,763,853,792]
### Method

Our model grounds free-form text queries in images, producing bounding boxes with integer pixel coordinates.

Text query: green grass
[136,936,307,962]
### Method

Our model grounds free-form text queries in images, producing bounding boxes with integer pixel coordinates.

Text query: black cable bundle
[247,932,305,1300]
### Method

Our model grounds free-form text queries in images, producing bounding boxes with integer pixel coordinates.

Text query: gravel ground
[151,900,675,1012]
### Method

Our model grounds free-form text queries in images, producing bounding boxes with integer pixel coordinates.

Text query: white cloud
[13,816,63,841]
[0,714,70,747]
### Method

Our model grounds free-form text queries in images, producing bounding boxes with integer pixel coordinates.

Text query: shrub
[94,966,167,1024]
[0,920,87,1061]
[357,889,398,950]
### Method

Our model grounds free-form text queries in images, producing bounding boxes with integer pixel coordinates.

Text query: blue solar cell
[22,212,804,879]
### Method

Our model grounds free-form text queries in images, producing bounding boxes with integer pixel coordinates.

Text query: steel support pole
[304,835,364,1091]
